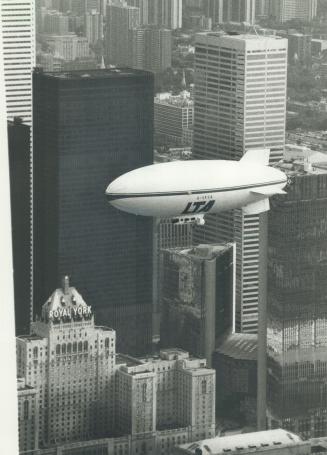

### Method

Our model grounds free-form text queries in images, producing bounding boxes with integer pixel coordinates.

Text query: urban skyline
[2,0,327,454]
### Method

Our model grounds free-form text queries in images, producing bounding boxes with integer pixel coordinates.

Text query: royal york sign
[49,305,92,320]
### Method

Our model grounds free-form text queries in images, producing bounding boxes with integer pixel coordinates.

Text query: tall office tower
[148,0,182,29]
[160,244,234,366]
[8,118,31,336]
[214,333,257,425]
[204,0,256,25]
[106,4,140,65]
[33,68,154,355]
[17,378,38,451]
[17,278,116,447]
[255,0,269,18]
[154,91,194,146]
[127,0,150,24]
[43,11,69,35]
[266,158,327,438]
[0,0,35,124]
[129,26,171,73]
[145,27,171,73]
[288,33,312,66]
[159,0,183,29]
[0,17,19,454]
[85,10,103,44]
[193,33,288,333]
[269,0,318,23]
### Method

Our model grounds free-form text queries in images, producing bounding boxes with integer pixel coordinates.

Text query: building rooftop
[166,243,233,261]
[116,354,144,367]
[216,333,258,361]
[17,334,44,341]
[35,67,152,80]
[178,429,305,454]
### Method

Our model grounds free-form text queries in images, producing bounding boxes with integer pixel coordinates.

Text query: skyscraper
[193,33,288,333]
[0,16,19,454]
[0,0,35,124]
[106,4,140,66]
[269,0,317,23]
[266,157,327,438]
[129,26,172,73]
[8,118,31,335]
[127,0,150,24]
[148,0,183,30]
[160,244,235,365]
[204,0,256,25]
[33,68,154,355]
[85,10,103,44]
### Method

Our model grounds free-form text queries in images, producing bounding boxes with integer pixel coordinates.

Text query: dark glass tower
[33,68,154,355]
[266,161,327,438]
[8,117,31,335]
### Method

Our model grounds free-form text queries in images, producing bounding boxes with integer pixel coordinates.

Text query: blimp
[106,149,287,225]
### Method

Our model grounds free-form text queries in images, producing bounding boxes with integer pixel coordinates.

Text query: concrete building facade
[155,91,194,146]
[193,33,288,334]
[0,0,35,124]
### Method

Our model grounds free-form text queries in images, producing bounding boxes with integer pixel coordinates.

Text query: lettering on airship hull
[182,200,215,215]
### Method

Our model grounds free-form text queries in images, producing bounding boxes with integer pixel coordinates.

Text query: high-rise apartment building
[154,91,194,146]
[85,10,103,44]
[106,4,140,66]
[159,0,183,29]
[43,34,90,61]
[33,68,154,355]
[269,0,317,23]
[147,0,182,30]
[204,0,256,25]
[0,0,35,124]
[160,244,235,365]
[127,0,150,24]
[17,277,116,447]
[193,33,288,333]
[266,157,327,438]
[8,118,31,335]
[43,11,69,35]
[129,26,172,73]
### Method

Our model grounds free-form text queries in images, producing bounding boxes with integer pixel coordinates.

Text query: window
[23,400,29,420]
[142,383,147,402]
[202,379,207,394]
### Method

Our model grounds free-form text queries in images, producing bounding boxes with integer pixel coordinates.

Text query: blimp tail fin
[240,148,270,166]
[243,198,269,215]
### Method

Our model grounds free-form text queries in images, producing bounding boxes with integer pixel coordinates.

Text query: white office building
[0,0,35,125]
[193,33,288,333]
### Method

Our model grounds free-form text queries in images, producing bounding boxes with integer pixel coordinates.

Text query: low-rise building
[173,429,310,455]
